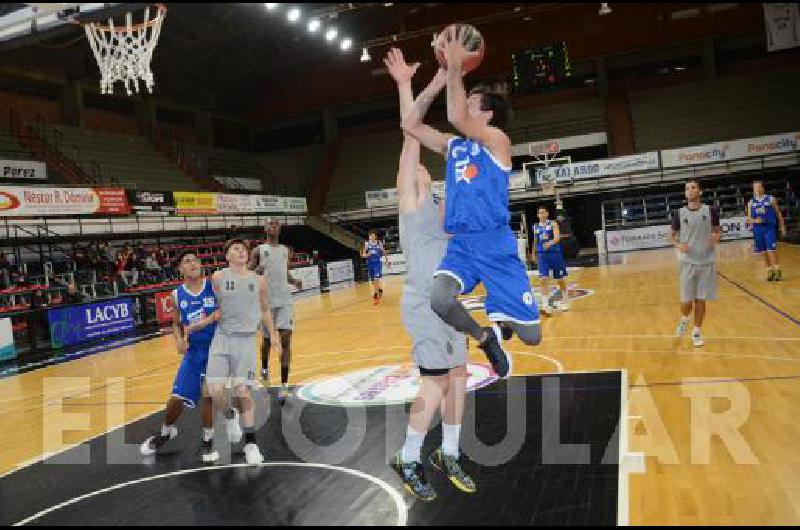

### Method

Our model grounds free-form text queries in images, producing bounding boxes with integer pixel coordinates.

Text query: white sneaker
[226,408,243,444]
[556,301,570,312]
[244,443,264,465]
[676,319,689,337]
[692,332,705,348]
[139,426,178,456]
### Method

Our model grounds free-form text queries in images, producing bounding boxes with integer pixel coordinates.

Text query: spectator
[63,282,90,305]
[144,252,161,283]
[156,248,174,280]
[117,247,139,288]
[0,253,11,290]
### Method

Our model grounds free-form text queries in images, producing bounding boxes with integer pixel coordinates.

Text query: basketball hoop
[530,140,561,167]
[79,4,167,96]
[528,140,560,195]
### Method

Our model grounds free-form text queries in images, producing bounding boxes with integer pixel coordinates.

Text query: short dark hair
[368,230,378,237]
[753,179,764,186]
[538,205,550,213]
[175,250,197,267]
[686,179,701,188]
[470,84,510,129]
[224,238,248,255]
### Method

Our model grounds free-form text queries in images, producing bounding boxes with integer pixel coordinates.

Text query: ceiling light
[325,28,338,42]
[287,7,301,22]
[265,3,278,11]
[340,38,353,51]
[360,47,371,62]
[599,3,612,15]
[307,19,321,33]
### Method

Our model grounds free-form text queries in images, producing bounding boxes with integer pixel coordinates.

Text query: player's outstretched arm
[385,48,428,214]
[400,68,452,156]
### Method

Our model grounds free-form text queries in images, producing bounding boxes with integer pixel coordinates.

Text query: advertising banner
[174,191,217,215]
[326,260,355,284]
[48,298,136,348]
[660,132,800,168]
[1,160,47,180]
[0,186,130,216]
[0,318,15,361]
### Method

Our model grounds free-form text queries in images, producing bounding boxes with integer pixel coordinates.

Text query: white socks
[442,423,461,457]
[401,426,426,463]
[202,428,214,443]
[693,327,702,335]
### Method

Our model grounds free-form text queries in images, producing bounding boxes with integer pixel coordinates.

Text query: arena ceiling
[0,3,764,121]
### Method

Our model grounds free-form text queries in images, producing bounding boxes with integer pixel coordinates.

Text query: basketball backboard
[0,3,120,44]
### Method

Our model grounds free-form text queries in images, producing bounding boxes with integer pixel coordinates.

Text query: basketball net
[80,4,167,96]
[530,141,560,197]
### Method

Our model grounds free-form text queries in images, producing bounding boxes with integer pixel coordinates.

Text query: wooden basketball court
[1,240,799,525]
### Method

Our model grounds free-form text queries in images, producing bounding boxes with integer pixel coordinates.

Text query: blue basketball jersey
[750,195,777,226]
[444,136,511,235]
[534,221,562,254]
[365,241,383,263]
[174,279,218,346]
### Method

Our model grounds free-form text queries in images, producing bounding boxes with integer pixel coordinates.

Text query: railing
[324,151,800,221]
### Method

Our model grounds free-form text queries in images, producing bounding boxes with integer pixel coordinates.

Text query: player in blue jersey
[361,230,389,305]
[532,205,570,315]
[401,26,540,378]
[747,180,786,281]
[140,250,220,463]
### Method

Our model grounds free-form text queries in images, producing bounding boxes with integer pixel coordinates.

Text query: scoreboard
[512,42,572,94]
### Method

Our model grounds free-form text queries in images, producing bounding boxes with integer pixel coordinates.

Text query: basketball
[434,23,485,74]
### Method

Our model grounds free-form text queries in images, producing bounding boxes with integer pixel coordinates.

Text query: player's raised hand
[441,25,481,71]
[384,47,420,85]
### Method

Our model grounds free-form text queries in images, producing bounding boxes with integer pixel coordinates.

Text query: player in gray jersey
[385,48,476,502]
[207,239,281,465]
[249,218,302,404]
[671,180,721,348]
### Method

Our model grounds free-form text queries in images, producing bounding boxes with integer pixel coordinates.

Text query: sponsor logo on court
[297,363,498,407]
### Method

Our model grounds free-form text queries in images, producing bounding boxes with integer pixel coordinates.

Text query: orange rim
[76,3,166,32]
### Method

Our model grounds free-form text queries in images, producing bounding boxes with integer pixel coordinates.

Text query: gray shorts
[206,331,259,387]
[680,262,718,303]
[401,290,467,372]
[263,305,294,335]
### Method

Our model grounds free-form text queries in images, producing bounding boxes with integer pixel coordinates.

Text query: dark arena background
[0,2,799,526]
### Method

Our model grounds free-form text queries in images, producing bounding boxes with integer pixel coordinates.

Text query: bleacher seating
[184,142,324,195]
[39,124,201,191]
[602,178,797,230]
[629,67,800,152]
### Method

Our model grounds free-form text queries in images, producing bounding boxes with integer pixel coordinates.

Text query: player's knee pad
[513,322,542,346]
[430,275,462,320]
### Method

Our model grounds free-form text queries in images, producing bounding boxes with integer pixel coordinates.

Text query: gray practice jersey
[214,268,261,334]
[257,243,292,307]
[672,204,720,265]
[399,192,448,297]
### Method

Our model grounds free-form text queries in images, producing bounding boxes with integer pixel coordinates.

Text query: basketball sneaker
[244,443,264,465]
[478,325,512,379]
[139,425,177,456]
[201,440,219,464]
[692,330,705,348]
[391,452,436,502]
[676,318,689,338]
[429,449,476,494]
[226,407,243,444]
[768,269,776,281]
[775,269,783,281]
[278,385,289,406]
